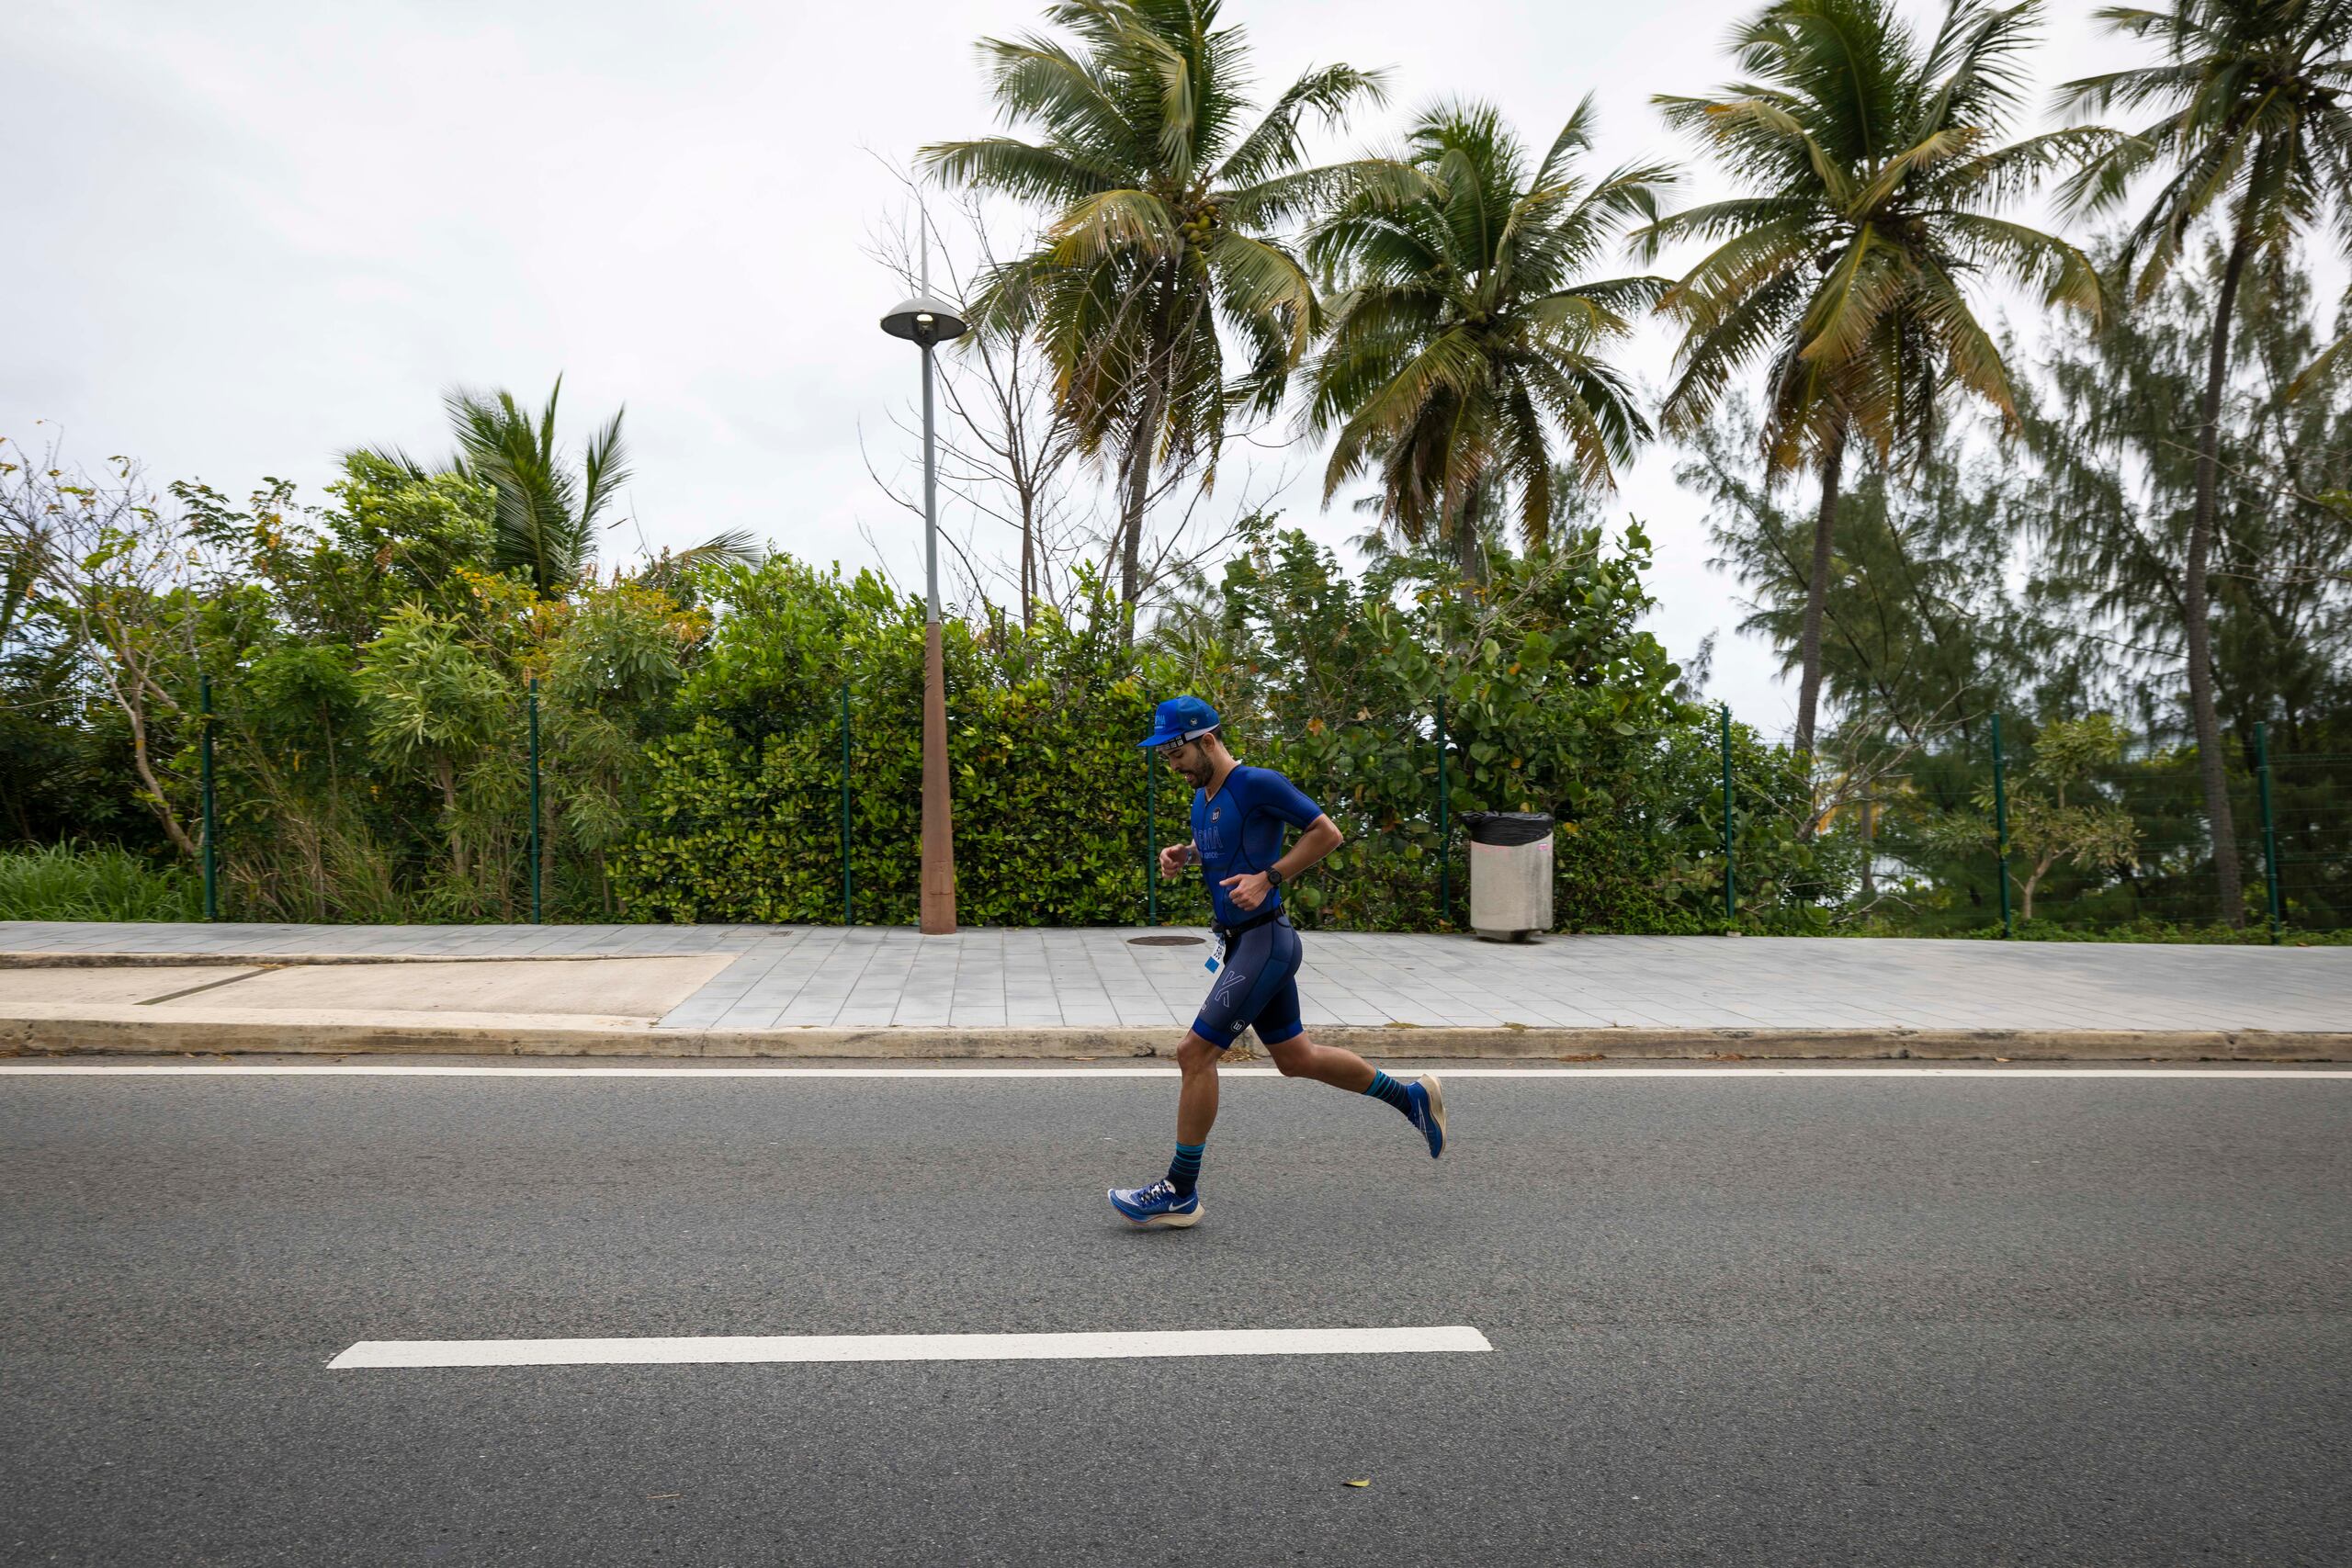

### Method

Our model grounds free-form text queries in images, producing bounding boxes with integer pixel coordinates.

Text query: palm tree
[920,0,1386,611]
[1302,99,1674,586]
[365,378,753,597]
[2056,0,2352,925]
[1638,0,2103,767]
[443,378,631,596]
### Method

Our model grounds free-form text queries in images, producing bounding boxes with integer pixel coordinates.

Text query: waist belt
[1214,905,1286,942]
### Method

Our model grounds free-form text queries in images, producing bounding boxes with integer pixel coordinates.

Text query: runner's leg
[1259,1030,1375,1092]
[1252,924,1446,1156]
[1154,921,1296,1195]
[1172,1031,1220,1190]
[1151,924,1282,1202]
[1111,1025,1221,1224]
[1249,924,1373,1091]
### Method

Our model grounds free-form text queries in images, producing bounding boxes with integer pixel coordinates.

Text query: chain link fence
[2267,745,2352,931]
[177,675,2350,937]
[1944,719,2346,939]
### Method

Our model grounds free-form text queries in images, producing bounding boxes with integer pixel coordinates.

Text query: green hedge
[608,532,1831,932]
[613,562,1215,926]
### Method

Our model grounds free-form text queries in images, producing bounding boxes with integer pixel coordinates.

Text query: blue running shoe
[1109,1178,1202,1228]
[1406,1074,1447,1158]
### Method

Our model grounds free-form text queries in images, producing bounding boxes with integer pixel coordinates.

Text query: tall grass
[0,843,203,921]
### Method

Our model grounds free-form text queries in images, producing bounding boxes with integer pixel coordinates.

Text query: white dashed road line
[328,1325,1496,1370]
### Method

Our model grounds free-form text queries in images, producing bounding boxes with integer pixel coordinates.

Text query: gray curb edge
[3,1015,2345,1061]
[0,952,675,969]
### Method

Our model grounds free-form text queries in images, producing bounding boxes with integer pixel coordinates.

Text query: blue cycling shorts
[1192,916,1306,1049]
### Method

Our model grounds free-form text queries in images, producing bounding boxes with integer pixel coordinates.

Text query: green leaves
[923,0,1385,494]
[591,525,1848,935]
[610,567,1204,928]
[1305,98,1672,569]
[1646,0,2098,471]
[445,380,601,598]
[2055,0,2352,304]
[355,606,512,768]
[1142,522,1834,931]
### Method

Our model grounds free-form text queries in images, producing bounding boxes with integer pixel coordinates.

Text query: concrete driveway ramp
[0,966,264,1006]
[202,956,734,1019]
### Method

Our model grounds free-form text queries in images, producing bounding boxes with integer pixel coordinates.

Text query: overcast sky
[10,0,2120,731]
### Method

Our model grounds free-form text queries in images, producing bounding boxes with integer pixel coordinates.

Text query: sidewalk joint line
[133,969,273,1007]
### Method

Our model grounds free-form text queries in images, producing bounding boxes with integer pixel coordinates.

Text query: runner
[1110,695,1447,1229]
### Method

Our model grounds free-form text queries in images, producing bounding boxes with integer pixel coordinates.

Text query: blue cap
[1138,695,1221,749]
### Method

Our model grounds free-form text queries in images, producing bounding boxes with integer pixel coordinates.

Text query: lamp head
[880,294,969,347]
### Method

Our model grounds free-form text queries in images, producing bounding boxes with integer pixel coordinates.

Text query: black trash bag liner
[1458,810,1554,847]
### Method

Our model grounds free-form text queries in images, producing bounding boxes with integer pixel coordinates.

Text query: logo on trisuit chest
[1201,804,1227,856]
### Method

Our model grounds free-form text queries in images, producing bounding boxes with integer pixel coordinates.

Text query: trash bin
[1459,810,1554,942]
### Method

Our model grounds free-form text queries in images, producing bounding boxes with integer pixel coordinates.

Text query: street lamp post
[881,275,969,935]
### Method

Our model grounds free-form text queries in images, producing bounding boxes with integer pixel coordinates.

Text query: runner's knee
[1265,1038,1314,1077]
[1175,1033,1223,1073]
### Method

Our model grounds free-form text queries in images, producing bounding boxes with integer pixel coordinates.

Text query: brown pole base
[920,618,957,934]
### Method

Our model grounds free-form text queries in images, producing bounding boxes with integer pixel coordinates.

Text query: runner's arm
[1272,816,1342,884]
[1216,817,1340,910]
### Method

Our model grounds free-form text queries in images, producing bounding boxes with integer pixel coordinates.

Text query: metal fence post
[1147,745,1159,927]
[1435,690,1450,929]
[1991,712,2013,939]
[526,676,542,925]
[199,673,218,921]
[2256,720,2282,944]
[840,678,853,925]
[1720,702,1734,924]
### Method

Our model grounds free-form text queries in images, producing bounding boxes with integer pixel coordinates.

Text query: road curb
[2,1011,2344,1061]
[0,951,688,969]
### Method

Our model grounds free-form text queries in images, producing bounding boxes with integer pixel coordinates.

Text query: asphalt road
[4,1063,2348,1565]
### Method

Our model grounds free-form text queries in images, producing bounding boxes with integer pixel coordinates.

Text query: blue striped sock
[1364,1070,1416,1118]
[1167,1141,1205,1196]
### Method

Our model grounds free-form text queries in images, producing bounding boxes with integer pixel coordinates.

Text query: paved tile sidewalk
[6,921,2346,1034]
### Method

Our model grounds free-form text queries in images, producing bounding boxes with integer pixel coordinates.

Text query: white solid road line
[2,1063,2346,1078]
[328,1325,1495,1370]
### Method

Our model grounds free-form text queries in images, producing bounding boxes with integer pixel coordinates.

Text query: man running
[1110,695,1446,1229]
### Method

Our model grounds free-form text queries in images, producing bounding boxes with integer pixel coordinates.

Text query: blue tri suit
[1188,765,1325,1050]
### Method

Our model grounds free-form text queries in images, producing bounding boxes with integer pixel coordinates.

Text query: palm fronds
[1643,0,2099,469]
[921,0,1385,601]
[1304,98,1672,570]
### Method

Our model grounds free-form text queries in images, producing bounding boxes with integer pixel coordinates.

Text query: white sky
[8,0,2119,732]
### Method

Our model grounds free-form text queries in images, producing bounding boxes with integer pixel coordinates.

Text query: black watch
[1265,865,1283,888]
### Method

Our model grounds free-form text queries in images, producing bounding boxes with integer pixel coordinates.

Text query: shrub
[0,843,203,921]
[608,533,1836,932]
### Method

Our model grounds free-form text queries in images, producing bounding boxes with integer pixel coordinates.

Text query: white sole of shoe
[1112,1194,1203,1228]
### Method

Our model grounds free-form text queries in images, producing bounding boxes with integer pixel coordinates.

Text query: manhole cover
[1126,934,1204,947]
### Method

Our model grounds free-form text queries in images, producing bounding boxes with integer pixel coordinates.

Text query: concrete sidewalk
[3,920,2347,1060]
